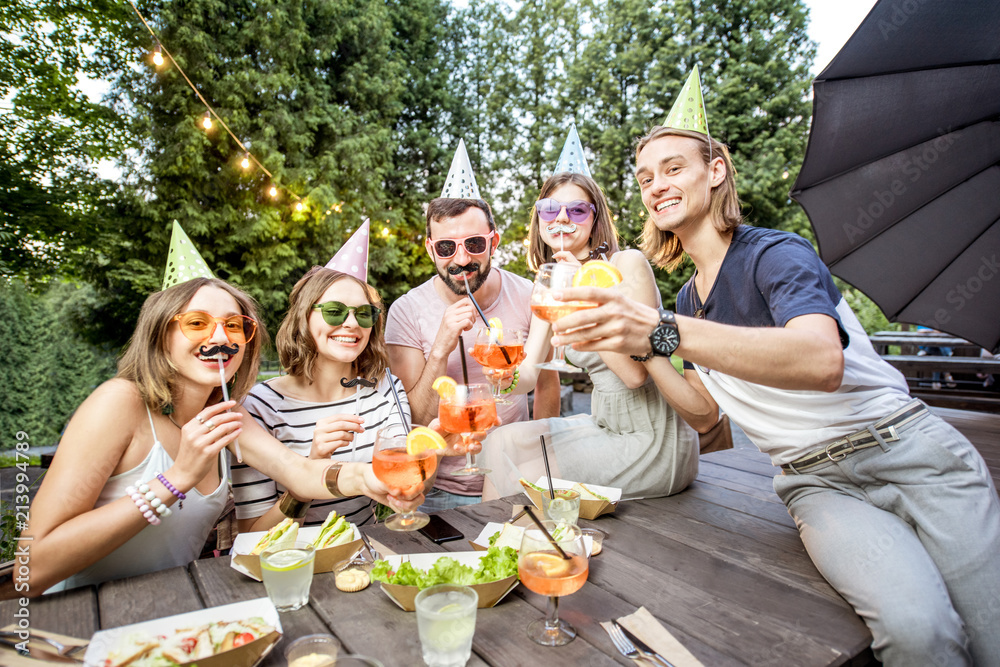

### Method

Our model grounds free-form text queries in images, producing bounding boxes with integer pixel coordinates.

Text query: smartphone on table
[418,514,464,544]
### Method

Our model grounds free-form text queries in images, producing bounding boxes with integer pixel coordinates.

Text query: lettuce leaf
[369,547,519,589]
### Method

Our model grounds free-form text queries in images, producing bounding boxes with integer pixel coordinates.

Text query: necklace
[167,414,182,429]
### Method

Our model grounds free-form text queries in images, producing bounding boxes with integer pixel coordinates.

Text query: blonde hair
[526,172,620,272]
[635,127,742,271]
[276,267,389,384]
[117,278,267,412]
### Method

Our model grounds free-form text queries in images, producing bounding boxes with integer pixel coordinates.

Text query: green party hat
[162,220,214,290]
[663,66,709,136]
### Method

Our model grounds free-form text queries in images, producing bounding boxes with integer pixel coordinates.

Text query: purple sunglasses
[534,199,596,223]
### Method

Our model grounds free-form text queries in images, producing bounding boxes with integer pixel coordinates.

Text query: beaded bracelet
[126,482,173,526]
[499,368,520,394]
[156,473,185,509]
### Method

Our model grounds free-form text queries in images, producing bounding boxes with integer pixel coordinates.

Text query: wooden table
[1,447,879,666]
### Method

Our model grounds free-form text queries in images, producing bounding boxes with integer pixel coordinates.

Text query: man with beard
[386,195,561,510]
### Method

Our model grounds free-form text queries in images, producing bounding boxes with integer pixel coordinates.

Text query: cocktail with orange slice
[434,376,498,476]
[518,521,589,646]
[530,260,622,372]
[372,424,445,531]
[470,319,525,405]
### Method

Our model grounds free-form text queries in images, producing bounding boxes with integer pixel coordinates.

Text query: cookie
[335,568,370,592]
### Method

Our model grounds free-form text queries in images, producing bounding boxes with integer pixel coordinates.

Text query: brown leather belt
[781,401,928,474]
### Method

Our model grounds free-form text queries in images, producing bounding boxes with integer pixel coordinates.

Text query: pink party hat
[325,220,370,281]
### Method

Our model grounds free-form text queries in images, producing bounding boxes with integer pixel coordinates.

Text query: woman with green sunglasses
[232,266,415,532]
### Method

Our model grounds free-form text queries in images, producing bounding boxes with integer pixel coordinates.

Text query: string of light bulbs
[126,0,306,209]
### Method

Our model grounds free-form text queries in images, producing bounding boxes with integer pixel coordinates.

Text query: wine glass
[518,521,589,646]
[530,263,597,372]
[469,327,525,405]
[438,383,498,476]
[372,425,437,531]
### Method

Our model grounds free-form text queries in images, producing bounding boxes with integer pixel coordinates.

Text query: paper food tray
[231,524,362,581]
[378,551,519,611]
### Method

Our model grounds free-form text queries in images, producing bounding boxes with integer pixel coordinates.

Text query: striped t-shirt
[232,373,411,526]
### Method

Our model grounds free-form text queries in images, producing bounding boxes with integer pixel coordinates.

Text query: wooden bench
[880,355,1000,413]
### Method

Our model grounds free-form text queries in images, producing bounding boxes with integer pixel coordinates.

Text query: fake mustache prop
[199,343,240,357]
[546,223,577,235]
[447,263,479,276]
[341,377,377,389]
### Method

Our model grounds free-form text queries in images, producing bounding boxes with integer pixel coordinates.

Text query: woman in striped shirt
[232,267,411,530]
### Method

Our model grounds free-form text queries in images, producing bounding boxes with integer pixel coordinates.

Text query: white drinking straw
[216,355,242,462]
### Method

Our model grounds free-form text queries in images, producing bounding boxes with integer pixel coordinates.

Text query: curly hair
[117,278,267,412]
[276,266,389,384]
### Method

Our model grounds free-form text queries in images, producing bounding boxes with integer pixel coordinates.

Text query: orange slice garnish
[431,376,457,398]
[572,260,623,288]
[406,426,447,455]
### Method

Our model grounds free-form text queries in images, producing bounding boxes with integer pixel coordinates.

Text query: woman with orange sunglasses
[17,277,428,595]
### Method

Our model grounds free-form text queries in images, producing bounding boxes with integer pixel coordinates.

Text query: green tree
[0,0,132,281]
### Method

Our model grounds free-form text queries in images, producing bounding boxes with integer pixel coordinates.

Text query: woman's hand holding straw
[201,344,243,462]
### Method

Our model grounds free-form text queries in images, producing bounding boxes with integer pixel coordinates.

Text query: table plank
[0,585,97,640]
[97,567,202,628]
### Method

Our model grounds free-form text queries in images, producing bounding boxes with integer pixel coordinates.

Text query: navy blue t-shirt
[676,226,848,368]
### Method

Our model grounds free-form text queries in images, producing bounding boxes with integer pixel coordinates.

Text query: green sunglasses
[312,301,381,328]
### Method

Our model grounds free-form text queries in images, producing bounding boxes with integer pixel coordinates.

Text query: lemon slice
[406,426,447,455]
[487,316,503,343]
[487,317,503,329]
[431,376,457,398]
[572,260,623,288]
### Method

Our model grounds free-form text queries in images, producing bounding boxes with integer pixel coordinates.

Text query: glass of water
[414,584,478,667]
[260,541,316,612]
[542,489,580,525]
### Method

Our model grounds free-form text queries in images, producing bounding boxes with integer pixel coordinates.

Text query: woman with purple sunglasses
[480,170,699,502]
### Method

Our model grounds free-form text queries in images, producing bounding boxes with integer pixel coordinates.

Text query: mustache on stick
[546,223,577,235]
[341,377,377,389]
[199,343,240,357]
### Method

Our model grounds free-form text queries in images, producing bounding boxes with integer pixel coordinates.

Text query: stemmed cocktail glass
[372,425,438,531]
[438,383,498,476]
[530,263,597,373]
[518,521,589,646]
[469,326,525,406]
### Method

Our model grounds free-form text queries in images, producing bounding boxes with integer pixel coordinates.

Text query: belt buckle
[824,438,850,463]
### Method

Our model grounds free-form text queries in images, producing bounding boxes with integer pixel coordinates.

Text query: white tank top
[48,406,230,592]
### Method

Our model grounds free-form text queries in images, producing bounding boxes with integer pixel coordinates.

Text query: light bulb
[382,228,389,237]
[296,202,304,212]
[201,112,212,130]
[241,153,250,170]
[782,170,790,180]
[152,49,164,67]
[523,238,530,246]
[269,186,278,198]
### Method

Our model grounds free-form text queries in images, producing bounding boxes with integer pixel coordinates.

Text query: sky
[804,0,879,74]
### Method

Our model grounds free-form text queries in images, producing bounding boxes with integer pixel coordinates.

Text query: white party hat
[440,139,482,200]
[162,220,214,290]
[553,123,592,178]
[325,220,370,282]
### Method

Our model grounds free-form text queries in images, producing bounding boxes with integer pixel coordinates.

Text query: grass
[0,453,41,468]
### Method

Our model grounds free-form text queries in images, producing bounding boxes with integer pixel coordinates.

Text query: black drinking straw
[457,334,470,384]
[462,275,512,365]
[523,505,571,560]
[386,371,411,432]
[539,435,557,500]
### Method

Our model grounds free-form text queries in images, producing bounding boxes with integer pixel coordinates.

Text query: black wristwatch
[631,308,680,362]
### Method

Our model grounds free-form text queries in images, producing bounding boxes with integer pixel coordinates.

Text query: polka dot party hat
[325,219,370,282]
[663,66,709,136]
[162,220,214,290]
[440,138,482,200]
[553,122,592,178]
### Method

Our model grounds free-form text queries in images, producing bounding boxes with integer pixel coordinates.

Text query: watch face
[651,325,680,355]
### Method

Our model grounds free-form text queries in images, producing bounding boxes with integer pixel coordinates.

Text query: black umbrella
[790,0,1000,353]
